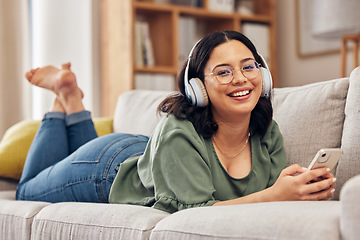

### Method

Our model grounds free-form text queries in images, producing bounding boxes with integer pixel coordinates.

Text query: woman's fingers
[279,164,306,177]
[299,173,336,200]
[271,165,336,201]
[303,187,335,201]
[298,167,334,183]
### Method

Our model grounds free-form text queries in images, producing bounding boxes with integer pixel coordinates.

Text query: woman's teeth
[230,90,250,97]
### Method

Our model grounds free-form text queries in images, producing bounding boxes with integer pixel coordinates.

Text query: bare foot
[25,63,83,97]
[25,63,85,114]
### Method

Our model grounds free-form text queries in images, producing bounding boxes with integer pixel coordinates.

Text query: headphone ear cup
[260,67,273,97]
[188,77,209,107]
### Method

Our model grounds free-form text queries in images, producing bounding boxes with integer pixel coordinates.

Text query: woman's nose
[232,68,247,84]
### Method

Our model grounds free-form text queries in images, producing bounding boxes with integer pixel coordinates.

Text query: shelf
[240,14,271,23]
[134,66,178,74]
[135,8,176,68]
[134,1,271,22]
[101,0,277,117]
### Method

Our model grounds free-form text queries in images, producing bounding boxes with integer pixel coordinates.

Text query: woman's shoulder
[151,114,206,150]
[264,119,282,136]
[260,119,284,148]
[269,119,281,132]
[156,114,197,136]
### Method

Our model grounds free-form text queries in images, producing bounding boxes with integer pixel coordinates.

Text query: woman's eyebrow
[213,63,230,68]
[213,57,256,69]
[240,57,255,63]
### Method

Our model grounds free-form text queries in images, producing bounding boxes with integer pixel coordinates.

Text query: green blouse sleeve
[264,121,287,187]
[138,117,218,213]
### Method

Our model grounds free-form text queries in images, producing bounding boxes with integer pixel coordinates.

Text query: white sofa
[1,67,359,240]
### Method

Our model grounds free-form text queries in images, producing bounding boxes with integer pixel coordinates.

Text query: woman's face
[204,40,262,122]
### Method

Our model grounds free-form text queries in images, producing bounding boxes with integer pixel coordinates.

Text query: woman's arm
[213,164,336,206]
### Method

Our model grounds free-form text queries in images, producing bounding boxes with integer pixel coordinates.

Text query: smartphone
[307,148,343,172]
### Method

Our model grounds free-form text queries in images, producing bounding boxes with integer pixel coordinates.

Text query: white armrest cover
[336,67,360,199]
[340,175,360,240]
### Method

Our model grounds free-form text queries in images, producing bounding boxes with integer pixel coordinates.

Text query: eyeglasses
[205,60,260,84]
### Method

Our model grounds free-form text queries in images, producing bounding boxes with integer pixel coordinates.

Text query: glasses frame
[205,61,261,85]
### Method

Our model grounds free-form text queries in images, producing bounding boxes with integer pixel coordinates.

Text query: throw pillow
[272,77,349,170]
[0,118,113,180]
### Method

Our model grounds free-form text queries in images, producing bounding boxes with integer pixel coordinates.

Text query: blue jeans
[16,111,149,203]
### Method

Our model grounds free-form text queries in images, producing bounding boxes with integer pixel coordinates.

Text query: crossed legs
[17,63,149,203]
[17,63,99,201]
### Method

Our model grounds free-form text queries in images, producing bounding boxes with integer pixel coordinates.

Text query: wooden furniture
[341,34,360,77]
[100,0,277,116]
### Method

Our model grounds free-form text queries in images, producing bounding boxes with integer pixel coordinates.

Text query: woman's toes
[25,72,33,81]
[25,68,38,81]
[61,63,71,70]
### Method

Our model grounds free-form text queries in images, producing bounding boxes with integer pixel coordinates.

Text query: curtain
[0,0,101,139]
[0,0,32,138]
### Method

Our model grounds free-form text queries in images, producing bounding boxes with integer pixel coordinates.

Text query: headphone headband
[184,39,201,85]
[184,39,209,107]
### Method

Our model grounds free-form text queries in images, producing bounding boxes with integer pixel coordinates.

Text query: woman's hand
[213,164,336,207]
[269,164,336,201]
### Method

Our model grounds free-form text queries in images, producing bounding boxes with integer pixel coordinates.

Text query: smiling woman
[204,40,262,125]
[160,31,273,138]
[17,31,337,214]
[158,31,274,182]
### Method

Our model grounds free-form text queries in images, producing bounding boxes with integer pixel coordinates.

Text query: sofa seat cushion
[0,191,51,240]
[0,177,18,191]
[272,77,349,171]
[151,201,340,240]
[31,202,169,240]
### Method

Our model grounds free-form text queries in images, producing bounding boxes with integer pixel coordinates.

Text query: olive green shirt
[109,115,286,213]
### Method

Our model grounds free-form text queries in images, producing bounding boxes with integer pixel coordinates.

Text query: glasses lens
[213,66,233,84]
[242,61,259,80]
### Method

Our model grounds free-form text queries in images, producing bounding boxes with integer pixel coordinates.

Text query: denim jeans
[16,111,149,203]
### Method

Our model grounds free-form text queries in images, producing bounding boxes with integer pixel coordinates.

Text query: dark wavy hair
[158,31,273,139]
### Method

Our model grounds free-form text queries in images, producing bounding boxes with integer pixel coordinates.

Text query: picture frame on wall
[296,0,341,57]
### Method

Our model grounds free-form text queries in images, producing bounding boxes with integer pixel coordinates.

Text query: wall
[0,0,31,138]
[276,0,358,87]
[1,0,358,139]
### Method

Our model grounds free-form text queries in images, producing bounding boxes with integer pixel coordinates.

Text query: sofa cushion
[151,201,340,240]
[31,202,169,240]
[0,120,40,180]
[0,118,113,180]
[272,77,349,173]
[113,90,174,136]
[336,67,360,199]
[0,177,18,191]
[0,191,50,240]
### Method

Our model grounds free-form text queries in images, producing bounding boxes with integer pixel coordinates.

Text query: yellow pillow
[0,118,113,181]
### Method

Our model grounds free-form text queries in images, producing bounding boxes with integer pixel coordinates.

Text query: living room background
[0,0,357,138]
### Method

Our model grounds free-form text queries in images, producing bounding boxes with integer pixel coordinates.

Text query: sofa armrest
[340,174,360,240]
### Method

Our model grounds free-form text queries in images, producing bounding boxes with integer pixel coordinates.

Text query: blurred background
[0,0,359,138]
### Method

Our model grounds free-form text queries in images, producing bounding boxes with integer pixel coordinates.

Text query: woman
[17,31,336,213]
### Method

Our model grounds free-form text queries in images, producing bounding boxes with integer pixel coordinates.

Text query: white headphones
[184,40,273,107]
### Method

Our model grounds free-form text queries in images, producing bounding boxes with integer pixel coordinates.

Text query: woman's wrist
[212,187,276,207]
